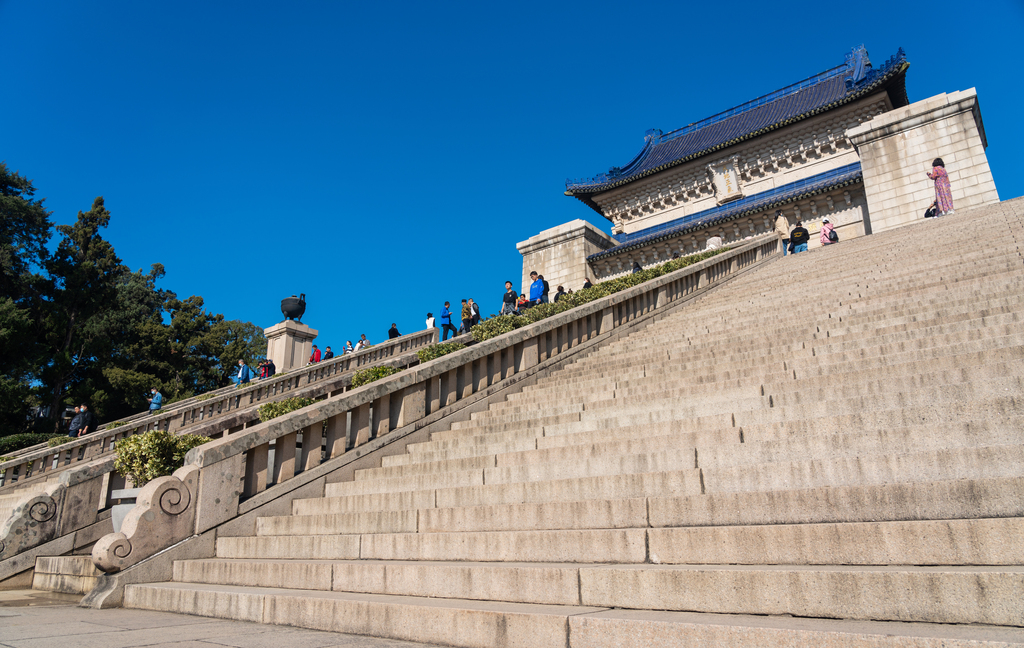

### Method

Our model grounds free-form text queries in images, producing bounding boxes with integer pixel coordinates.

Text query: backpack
[828,228,838,243]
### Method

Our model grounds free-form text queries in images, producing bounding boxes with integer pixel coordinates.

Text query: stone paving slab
[0,589,440,648]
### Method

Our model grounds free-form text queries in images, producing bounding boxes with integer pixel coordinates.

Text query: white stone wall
[586,186,867,282]
[848,89,999,233]
[517,220,615,297]
[591,94,890,236]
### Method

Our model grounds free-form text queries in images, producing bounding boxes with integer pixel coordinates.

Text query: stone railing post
[92,465,199,573]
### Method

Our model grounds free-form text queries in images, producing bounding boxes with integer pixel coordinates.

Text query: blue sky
[3,0,1022,351]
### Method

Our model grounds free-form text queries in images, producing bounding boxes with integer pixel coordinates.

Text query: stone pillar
[848,88,1000,234]
[517,219,616,297]
[264,320,319,372]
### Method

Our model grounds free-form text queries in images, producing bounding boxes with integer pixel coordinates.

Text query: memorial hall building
[518,45,1000,291]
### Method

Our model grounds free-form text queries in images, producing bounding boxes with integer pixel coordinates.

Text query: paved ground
[0,590,441,648]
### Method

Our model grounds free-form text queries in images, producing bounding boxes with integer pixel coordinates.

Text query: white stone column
[264,320,319,372]
[849,88,999,234]
[516,219,616,296]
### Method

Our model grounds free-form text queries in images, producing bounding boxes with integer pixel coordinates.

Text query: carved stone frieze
[0,484,64,561]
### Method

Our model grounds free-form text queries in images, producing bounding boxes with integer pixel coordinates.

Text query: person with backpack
[460,299,472,333]
[469,298,480,326]
[820,218,838,246]
[528,271,544,306]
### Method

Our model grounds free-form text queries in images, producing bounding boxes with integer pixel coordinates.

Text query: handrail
[0,329,438,490]
[90,235,780,573]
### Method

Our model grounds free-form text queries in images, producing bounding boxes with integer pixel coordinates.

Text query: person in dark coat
[388,324,401,339]
[67,407,82,437]
[77,404,96,436]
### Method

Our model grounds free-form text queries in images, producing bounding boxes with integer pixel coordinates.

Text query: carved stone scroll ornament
[0,484,64,560]
[92,465,198,573]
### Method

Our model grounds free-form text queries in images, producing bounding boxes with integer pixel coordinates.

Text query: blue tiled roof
[566,47,907,207]
[587,163,863,263]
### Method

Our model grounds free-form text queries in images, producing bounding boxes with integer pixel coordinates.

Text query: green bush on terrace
[351,365,399,388]
[472,248,729,343]
[257,396,316,423]
[0,433,64,456]
[113,429,210,487]
[417,342,466,364]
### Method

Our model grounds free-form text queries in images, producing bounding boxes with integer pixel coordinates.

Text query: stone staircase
[119,198,1024,647]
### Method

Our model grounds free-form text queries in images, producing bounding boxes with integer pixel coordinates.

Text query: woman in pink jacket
[926,158,954,216]
[820,217,836,246]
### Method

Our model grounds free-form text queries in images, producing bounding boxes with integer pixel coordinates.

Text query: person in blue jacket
[528,271,545,305]
[236,359,252,385]
[440,302,458,341]
[147,388,163,415]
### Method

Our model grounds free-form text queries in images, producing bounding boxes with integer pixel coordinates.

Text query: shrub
[107,420,127,429]
[472,248,729,342]
[47,436,76,448]
[0,433,64,456]
[113,430,210,487]
[351,365,399,388]
[417,342,466,363]
[257,397,316,423]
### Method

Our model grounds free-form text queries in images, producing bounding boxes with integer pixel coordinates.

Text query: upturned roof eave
[565,62,909,217]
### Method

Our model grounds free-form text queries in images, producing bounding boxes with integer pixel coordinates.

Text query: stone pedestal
[517,219,616,297]
[849,88,1000,234]
[264,320,318,372]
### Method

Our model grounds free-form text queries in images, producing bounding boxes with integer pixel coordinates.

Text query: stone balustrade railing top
[0,328,438,491]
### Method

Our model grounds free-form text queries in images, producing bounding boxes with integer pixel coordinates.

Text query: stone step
[382,412,1021,483]
[552,295,1024,369]
[578,563,1024,625]
[521,333,1024,399]
[651,475,1024,527]
[123,581,601,647]
[235,517,1024,573]
[174,524,1024,610]
[579,310,1024,372]
[31,555,103,595]
[568,608,1024,648]
[123,580,1024,648]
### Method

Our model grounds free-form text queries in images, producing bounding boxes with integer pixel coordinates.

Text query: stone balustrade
[0,329,440,583]
[0,329,438,492]
[89,235,779,576]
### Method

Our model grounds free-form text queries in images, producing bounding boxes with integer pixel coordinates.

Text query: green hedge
[258,397,316,423]
[417,342,466,364]
[351,365,399,388]
[113,429,210,487]
[0,433,65,456]
[472,248,728,343]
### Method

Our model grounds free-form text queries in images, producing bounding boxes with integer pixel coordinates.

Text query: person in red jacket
[309,345,321,364]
